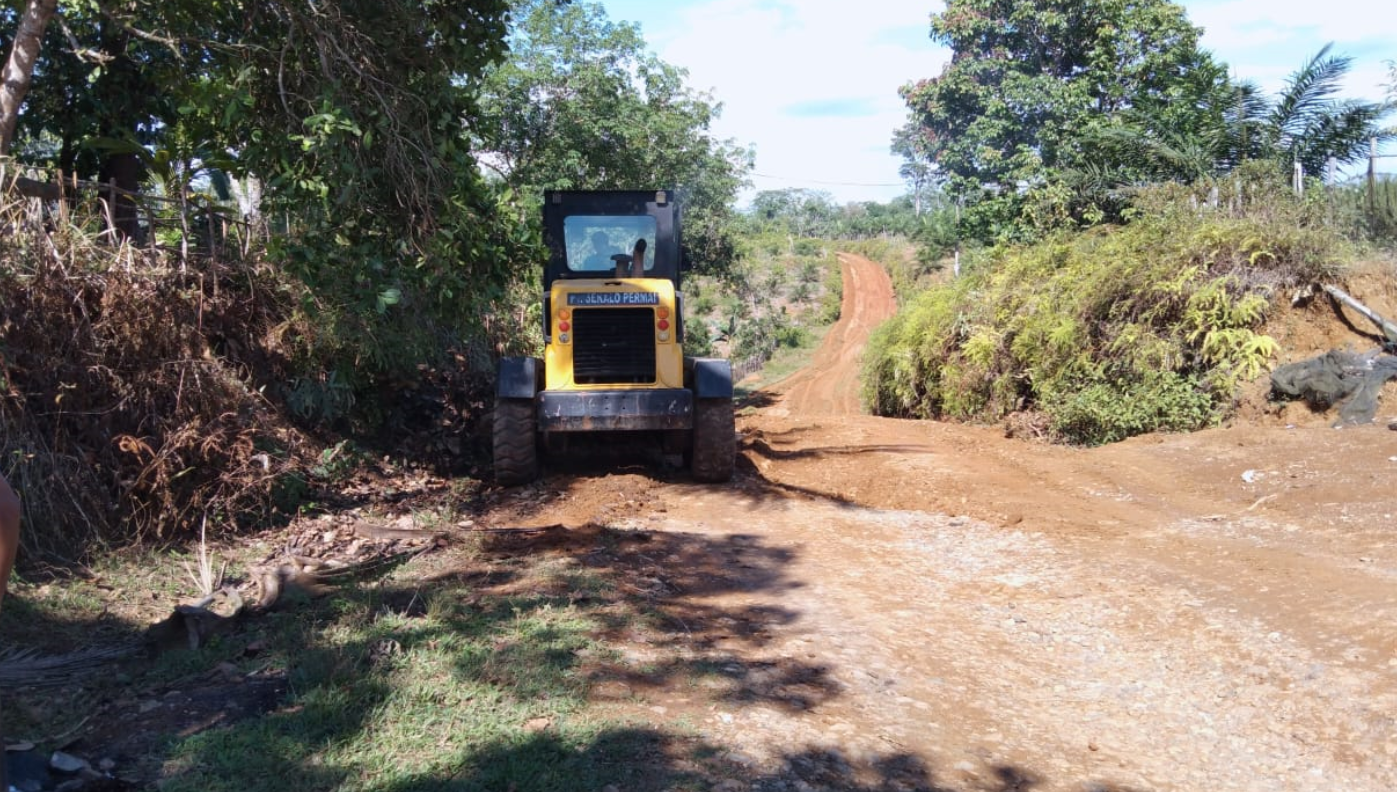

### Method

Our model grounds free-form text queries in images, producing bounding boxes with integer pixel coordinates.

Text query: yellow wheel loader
[493,190,735,484]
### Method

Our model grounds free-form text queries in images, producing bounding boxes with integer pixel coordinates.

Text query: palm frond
[1293,102,1395,172]
[0,643,139,688]
[1270,43,1354,139]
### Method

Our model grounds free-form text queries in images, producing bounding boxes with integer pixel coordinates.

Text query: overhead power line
[750,171,905,188]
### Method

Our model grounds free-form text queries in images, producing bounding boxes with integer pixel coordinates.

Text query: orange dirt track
[496,253,1397,792]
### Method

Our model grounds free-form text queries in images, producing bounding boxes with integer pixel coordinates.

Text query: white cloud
[603,0,1395,203]
[628,0,948,204]
[1185,0,1396,99]
[1188,0,1397,57]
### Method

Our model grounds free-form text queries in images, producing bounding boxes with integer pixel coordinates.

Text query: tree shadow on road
[4,491,1145,792]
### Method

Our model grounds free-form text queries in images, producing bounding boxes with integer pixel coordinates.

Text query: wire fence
[1,164,265,269]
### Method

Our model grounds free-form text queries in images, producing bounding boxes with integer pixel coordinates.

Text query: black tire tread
[493,398,538,485]
[691,397,735,482]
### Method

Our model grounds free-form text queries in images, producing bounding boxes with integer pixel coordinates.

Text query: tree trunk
[94,24,144,242]
[0,0,59,156]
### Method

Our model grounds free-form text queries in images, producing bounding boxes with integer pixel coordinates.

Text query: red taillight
[558,320,571,332]
[657,319,670,331]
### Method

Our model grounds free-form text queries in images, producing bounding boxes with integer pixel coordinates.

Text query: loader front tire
[493,398,538,485]
[690,397,735,483]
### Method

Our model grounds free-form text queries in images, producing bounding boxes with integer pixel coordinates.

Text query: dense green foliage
[3,0,527,422]
[862,172,1350,444]
[899,0,1393,245]
[882,3,1391,446]
[1090,45,1393,189]
[474,0,751,274]
[900,0,1226,239]
[742,187,931,240]
[687,231,841,368]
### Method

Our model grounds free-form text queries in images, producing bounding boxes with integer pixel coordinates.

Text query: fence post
[1369,137,1378,220]
[57,168,68,226]
[103,178,116,244]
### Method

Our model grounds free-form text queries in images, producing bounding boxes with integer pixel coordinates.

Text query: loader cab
[542,189,686,289]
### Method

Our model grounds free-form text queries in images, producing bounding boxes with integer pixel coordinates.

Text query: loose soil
[11,254,1397,791]
[489,254,1397,791]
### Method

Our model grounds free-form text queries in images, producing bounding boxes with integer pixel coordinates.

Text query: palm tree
[1264,44,1385,174]
[1084,44,1391,185]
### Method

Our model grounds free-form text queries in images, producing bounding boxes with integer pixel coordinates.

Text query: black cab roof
[542,190,684,289]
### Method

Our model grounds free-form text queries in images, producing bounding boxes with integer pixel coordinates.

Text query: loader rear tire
[493,398,538,485]
[690,397,735,483]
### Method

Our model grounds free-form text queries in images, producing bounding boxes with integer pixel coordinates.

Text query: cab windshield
[564,215,658,273]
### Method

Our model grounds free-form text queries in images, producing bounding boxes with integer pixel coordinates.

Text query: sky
[598,0,1397,206]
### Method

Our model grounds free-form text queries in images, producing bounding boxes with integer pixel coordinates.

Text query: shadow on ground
[3,471,1142,792]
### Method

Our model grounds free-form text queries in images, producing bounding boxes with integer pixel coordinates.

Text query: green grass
[0,530,748,792]
[5,518,851,791]
[154,556,627,791]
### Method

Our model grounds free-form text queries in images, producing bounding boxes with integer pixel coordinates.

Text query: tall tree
[3,0,524,391]
[891,121,935,215]
[475,0,751,272]
[900,0,1227,238]
[0,0,58,155]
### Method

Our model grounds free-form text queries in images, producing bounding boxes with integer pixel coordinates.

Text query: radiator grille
[572,307,656,384]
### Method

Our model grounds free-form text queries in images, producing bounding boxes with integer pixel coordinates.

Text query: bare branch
[56,15,114,65]
[92,2,183,60]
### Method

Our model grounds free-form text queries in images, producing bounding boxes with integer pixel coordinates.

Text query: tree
[475,0,751,273]
[1088,44,1391,185]
[891,121,935,215]
[900,0,1227,238]
[3,0,524,399]
[748,188,838,237]
[0,0,57,155]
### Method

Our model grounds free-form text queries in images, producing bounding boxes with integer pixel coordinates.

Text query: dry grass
[1,169,316,558]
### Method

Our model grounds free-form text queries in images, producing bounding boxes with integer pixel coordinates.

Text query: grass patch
[1,524,753,791]
[160,585,616,791]
[4,513,859,791]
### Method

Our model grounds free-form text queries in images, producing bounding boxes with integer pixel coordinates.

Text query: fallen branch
[146,543,435,654]
[0,644,140,688]
[1323,285,1397,348]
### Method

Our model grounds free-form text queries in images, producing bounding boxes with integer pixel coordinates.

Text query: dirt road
[762,253,895,416]
[511,254,1397,791]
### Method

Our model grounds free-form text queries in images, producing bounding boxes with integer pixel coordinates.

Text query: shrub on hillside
[861,174,1349,444]
[0,182,328,554]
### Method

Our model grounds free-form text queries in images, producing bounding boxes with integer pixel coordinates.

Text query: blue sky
[599,0,1397,205]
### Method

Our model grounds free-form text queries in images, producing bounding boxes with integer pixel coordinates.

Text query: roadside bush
[818,254,843,324]
[862,172,1350,444]
[0,191,314,555]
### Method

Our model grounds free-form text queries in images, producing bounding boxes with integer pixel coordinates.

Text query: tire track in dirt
[514,251,1397,791]
[763,253,896,417]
